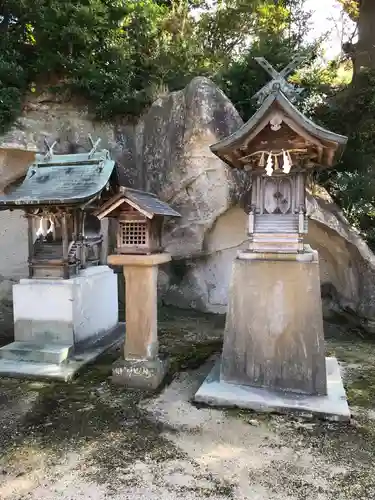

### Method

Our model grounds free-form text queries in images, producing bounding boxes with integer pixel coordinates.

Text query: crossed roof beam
[252,56,305,105]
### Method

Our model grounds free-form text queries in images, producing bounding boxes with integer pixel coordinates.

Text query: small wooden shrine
[211,62,347,254]
[0,138,117,279]
[0,137,125,381]
[194,57,350,421]
[94,187,180,255]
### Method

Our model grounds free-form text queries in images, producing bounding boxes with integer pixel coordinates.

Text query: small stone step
[0,342,73,365]
[253,233,299,240]
[252,247,299,253]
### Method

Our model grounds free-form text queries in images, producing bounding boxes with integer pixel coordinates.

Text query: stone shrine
[0,138,123,380]
[194,58,351,420]
[94,188,181,389]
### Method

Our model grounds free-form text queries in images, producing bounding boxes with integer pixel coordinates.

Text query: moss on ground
[0,307,228,493]
[1,309,375,499]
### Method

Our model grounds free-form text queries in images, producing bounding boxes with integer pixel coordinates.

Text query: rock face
[138,77,246,258]
[306,192,375,332]
[1,77,375,332]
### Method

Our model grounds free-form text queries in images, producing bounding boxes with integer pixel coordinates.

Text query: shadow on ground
[0,307,374,499]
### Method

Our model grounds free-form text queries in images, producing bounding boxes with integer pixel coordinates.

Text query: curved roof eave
[0,159,115,208]
[210,91,348,155]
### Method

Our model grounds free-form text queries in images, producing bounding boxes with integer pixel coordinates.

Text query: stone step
[255,228,306,234]
[252,246,299,253]
[253,236,299,242]
[252,241,300,251]
[0,342,74,365]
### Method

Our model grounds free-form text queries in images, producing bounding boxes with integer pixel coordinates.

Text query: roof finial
[43,137,58,160]
[252,56,305,106]
[88,134,102,158]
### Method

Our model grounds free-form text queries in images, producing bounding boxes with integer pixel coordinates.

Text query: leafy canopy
[0,0,284,131]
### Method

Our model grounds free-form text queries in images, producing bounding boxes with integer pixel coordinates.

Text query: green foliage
[0,0,212,126]
[337,0,359,21]
[0,0,315,130]
[216,0,317,120]
[0,0,271,128]
[313,69,375,247]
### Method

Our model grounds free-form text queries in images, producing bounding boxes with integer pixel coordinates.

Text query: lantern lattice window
[120,220,147,247]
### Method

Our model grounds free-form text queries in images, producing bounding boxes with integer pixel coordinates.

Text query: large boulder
[306,191,375,331]
[1,76,375,333]
[135,78,375,331]
[138,77,245,258]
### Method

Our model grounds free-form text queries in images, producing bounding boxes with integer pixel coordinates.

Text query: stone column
[107,253,171,390]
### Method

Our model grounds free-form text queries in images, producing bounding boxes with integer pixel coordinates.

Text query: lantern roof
[93,187,181,220]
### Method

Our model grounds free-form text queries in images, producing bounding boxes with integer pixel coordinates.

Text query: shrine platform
[194,356,350,422]
[0,323,124,381]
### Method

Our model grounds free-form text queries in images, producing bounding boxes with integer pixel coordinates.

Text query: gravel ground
[0,307,375,500]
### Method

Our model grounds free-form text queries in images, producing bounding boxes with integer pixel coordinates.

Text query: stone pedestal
[108,253,171,390]
[194,251,350,421]
[0,266,123,381]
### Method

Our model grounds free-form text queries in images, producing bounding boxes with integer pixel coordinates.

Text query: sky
[304,0,356,59]
[193,0,357,61]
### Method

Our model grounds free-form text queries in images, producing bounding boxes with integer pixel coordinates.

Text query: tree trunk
[354,0,375,75]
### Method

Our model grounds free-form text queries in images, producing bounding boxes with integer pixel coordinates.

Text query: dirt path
[0,309,374,499]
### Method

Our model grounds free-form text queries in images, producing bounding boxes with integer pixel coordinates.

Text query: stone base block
[222,256,327,395]
[0,323,124,381]
[0,341,73,364]
[13,265,118,345]
[194,357,350,422]
[111,356,169,390]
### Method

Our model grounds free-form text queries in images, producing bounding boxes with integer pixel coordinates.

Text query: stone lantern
[94,187,181,389]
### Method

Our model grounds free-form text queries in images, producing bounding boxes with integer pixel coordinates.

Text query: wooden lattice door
[264,178,292,214]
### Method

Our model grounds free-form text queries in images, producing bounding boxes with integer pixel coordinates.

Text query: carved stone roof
[94,187,181,220]
[0,150,115,207]
[210,91,348,170]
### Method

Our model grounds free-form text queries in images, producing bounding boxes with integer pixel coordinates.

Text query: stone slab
[112,356,169,390]
[0,342,73,364]
[14,265,118,345]
[0,323,124,381]
[107,253,171,267]
[238,248,317,262]
[194,357,350,422]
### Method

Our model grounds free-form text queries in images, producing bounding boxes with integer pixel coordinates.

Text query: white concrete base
[194,357,350,422]
[13,265,118,345]
[0,342,73,364]
[0,323,124,381]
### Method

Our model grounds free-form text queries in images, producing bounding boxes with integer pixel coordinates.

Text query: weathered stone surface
[163,207,248,312]
[1,78,375,332]
[194,357,350,422]
[138,77,246,258]
[108,253,171,363]
[0,91,141,188]
[111,357,169,390]
[306,191,375,331]
[221,254,327,395]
